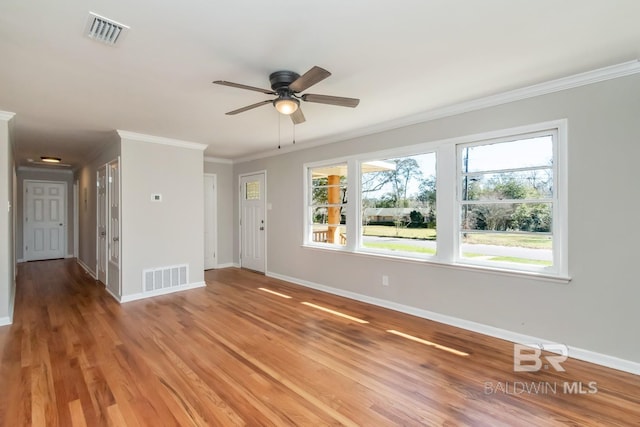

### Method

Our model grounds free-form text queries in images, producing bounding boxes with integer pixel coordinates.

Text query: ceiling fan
[213,66,359,124]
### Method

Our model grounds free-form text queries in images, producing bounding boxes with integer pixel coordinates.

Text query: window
[303,120,567,279]
[308,163,348,247]
[360,154,437,258]
[245,180,260,200]
[458,131,557,272]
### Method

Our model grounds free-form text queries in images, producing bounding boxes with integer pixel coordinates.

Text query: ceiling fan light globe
[274,98,299,115]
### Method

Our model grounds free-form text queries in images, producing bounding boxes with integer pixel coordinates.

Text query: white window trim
[304,158,352,250]
[356,149,439,261]
[453,124,566,276]
[302,119,569,281]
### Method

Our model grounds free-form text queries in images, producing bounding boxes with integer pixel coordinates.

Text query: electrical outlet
[382,275,389,286]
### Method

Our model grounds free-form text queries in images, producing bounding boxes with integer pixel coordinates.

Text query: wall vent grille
[85,12,129,46]
[143,264,188,292]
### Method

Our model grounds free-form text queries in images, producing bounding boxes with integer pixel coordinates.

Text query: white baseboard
[16,258,24,263]
[267,271,640,376]
[0,316,12,326]
[215,262,238,269]
[120,281,206,303]
[76,259,97,279]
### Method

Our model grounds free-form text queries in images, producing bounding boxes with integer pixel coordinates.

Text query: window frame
[454,127,563,275]
[304,159,351,250]
[302,119,569,280]
[356,149,439,261]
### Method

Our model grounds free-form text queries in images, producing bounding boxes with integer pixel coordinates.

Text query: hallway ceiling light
[40,156,62,163]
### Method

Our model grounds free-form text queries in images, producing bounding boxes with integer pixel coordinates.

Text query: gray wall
[0,113,15,322]
[204,159,234,267]
[233,73,640,364]
[16,168,74,260]
[74,137,121,275]
[120,137,205,296]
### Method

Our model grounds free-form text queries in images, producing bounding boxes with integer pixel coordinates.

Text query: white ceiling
[1,1,639,168]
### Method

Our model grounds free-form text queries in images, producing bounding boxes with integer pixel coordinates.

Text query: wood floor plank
[68,399,87,427]
[0,259,639,426]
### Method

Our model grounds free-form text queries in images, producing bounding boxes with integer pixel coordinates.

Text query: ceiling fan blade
[290,107,306,125]
[225,100,273,115]
[213,80,275,95]
[289,66,331,93]
[301,93,360,108]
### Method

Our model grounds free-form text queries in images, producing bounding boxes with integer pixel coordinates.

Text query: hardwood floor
[0,259,638,426]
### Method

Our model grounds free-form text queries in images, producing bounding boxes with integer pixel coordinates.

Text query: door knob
[59,223,63,226]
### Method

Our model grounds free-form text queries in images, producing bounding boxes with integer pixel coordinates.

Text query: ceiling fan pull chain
[278,113,281,149]
[293,122,296,145]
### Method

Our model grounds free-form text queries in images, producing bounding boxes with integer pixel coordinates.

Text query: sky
[365,135,553,198]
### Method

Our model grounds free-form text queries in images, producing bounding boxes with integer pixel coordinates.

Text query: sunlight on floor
[302,302,369,324]
[387,329,469,356]
[258,287,292,299]
[258,287,469,355]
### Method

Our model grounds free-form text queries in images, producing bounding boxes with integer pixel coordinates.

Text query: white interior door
[204,174,217,270]
[240,172,266,273]
[24,181,66,261]
[97,166,107,284]
[107,158,121,296]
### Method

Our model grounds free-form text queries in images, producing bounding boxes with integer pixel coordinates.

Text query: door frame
[96,165,108,284]
[106,157,121,297]
[23,179,68,261]
[73,180,79,258]
[238,170,267,273]
[204,173,218,270]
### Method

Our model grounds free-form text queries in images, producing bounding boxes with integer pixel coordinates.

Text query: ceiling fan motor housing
[269,70,300,93]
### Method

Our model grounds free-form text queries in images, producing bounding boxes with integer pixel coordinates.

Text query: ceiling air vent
[85,12,129,46]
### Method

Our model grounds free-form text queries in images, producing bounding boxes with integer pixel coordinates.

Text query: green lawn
[363,226,551,249]
[362,225,436,240]
[361,225,552,266]
[362,241,436,255]
[362,243,551,266]
[462,233,552,249]
[485,256,552,266]
[462,253,552,266]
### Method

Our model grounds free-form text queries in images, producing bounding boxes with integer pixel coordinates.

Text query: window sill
[302,243,571,284]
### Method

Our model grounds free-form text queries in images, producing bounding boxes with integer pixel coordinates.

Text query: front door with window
[240,172,266,273]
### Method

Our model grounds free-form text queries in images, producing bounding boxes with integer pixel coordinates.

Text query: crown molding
[17,166,73,174]
[204,156,233,164]
[388,59,640,129]
[117,130,208,151]
[234,60,640,164]
[0,111,16,121]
